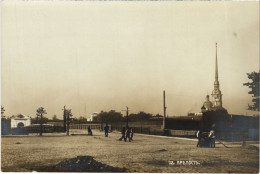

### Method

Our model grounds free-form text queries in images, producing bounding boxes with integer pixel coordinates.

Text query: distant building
[87,112,99,122]
[10,114,31,128]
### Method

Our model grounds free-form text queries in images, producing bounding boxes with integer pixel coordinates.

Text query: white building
[10,114,31,128]
[87,112,99,122]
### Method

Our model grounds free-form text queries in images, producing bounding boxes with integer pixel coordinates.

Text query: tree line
[93,110,163,123]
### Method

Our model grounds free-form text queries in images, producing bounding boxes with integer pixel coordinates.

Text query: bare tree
[36,107,47,136]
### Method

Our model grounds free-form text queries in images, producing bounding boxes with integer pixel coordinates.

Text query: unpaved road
[1,129,259,173]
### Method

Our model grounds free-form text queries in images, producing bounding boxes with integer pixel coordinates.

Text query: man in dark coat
[88,126,92,136]
[104,124,109,137]
[119,127,126,141]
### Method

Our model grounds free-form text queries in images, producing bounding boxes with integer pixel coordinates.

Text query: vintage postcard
[1,1,259,173]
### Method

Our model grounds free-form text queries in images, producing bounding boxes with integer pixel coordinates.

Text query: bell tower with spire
[211,43,223,108]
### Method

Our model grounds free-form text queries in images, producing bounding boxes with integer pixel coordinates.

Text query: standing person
[104,124,109,137]
[208,129,215,148]
[125,127,131,142]
[130,128,134,141]
[88,126,92,136]
[196,129,202,147]
[119,127,126,141]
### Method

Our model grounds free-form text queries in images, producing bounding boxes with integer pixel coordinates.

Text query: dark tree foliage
[73,116,87,124]
[243,71,260,111]
[154,113,163,119]
[78,116,87,122]
[32,116,49,124]
[93,110,123,123]
[1,105,6,119]
[128,112,153,121]
[36,107,47,136]
[52,115,59,121]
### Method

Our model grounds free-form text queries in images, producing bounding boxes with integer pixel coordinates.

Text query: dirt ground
[1,129,259,173]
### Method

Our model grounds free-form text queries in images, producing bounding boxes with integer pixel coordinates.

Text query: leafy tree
[243,71,260,111]
[128,111,153,121]
[78,116,87,122]
[154,113,163,119]
[1,106,6,119]
[52,115,59,121]
[93,110,123,123]
[36,107,47,136]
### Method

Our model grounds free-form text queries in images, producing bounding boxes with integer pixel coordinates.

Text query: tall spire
[215,42,218,81]
[212,42,222,108]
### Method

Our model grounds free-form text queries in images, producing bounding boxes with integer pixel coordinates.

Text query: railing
[69,124,107,130]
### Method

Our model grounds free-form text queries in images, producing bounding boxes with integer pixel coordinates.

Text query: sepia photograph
[1,1,259,173]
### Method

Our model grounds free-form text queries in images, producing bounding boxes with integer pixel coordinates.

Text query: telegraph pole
[163,90,166,130]
[66,109,70,136]
[122,107,129,129]
[126,107,129,128]
[63,106,66,132]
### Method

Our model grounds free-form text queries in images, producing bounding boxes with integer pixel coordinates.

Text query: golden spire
[215,42,218,82]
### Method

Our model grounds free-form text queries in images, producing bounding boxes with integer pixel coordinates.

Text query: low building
[87,112,99,122]
[10,114,31,128]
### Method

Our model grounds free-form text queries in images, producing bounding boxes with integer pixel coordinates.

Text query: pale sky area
[1,2,259,119]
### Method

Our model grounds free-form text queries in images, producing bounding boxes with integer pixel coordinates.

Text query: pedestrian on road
[196,129,202,147]
[119,127,126,141]
[125,127,131,142]
[88,126,93,136]
[208,129,215,148]
[104,124,109,137]
[130,128,134,141]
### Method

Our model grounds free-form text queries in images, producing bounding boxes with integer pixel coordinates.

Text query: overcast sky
[2,2,259,119]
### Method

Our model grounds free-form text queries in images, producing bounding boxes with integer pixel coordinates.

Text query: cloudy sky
[2,2,259,119]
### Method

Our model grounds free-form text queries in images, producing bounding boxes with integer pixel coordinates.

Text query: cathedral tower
[211,43,223,108]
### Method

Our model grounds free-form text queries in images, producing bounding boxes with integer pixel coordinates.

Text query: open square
[1,130,259,173]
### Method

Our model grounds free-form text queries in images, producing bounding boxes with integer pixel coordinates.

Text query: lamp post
[163,90,166,130]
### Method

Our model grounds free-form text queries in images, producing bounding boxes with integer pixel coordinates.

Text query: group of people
[196,129,215,148]
[119,127,134,142]
[90,124,134,141]
[88,124,110,137]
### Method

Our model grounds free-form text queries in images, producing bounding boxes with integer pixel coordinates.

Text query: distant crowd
[87,124,134,142]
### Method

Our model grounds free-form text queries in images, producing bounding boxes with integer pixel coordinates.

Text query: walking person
[88,126,92,136]
[104,124,109,137]
[130,128,134,141]
[125,127,131,142]
[196,129,202,147]
[119,127,126,141]
[209,129,215,148]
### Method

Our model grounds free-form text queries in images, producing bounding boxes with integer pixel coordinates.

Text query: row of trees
[93,110,163,123]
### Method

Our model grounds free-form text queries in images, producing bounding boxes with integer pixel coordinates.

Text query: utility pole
[122,107,129,129]
[66,110,70,136]
[163,90,166,130]
[66,109,72,136]
[63,106,66,132]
